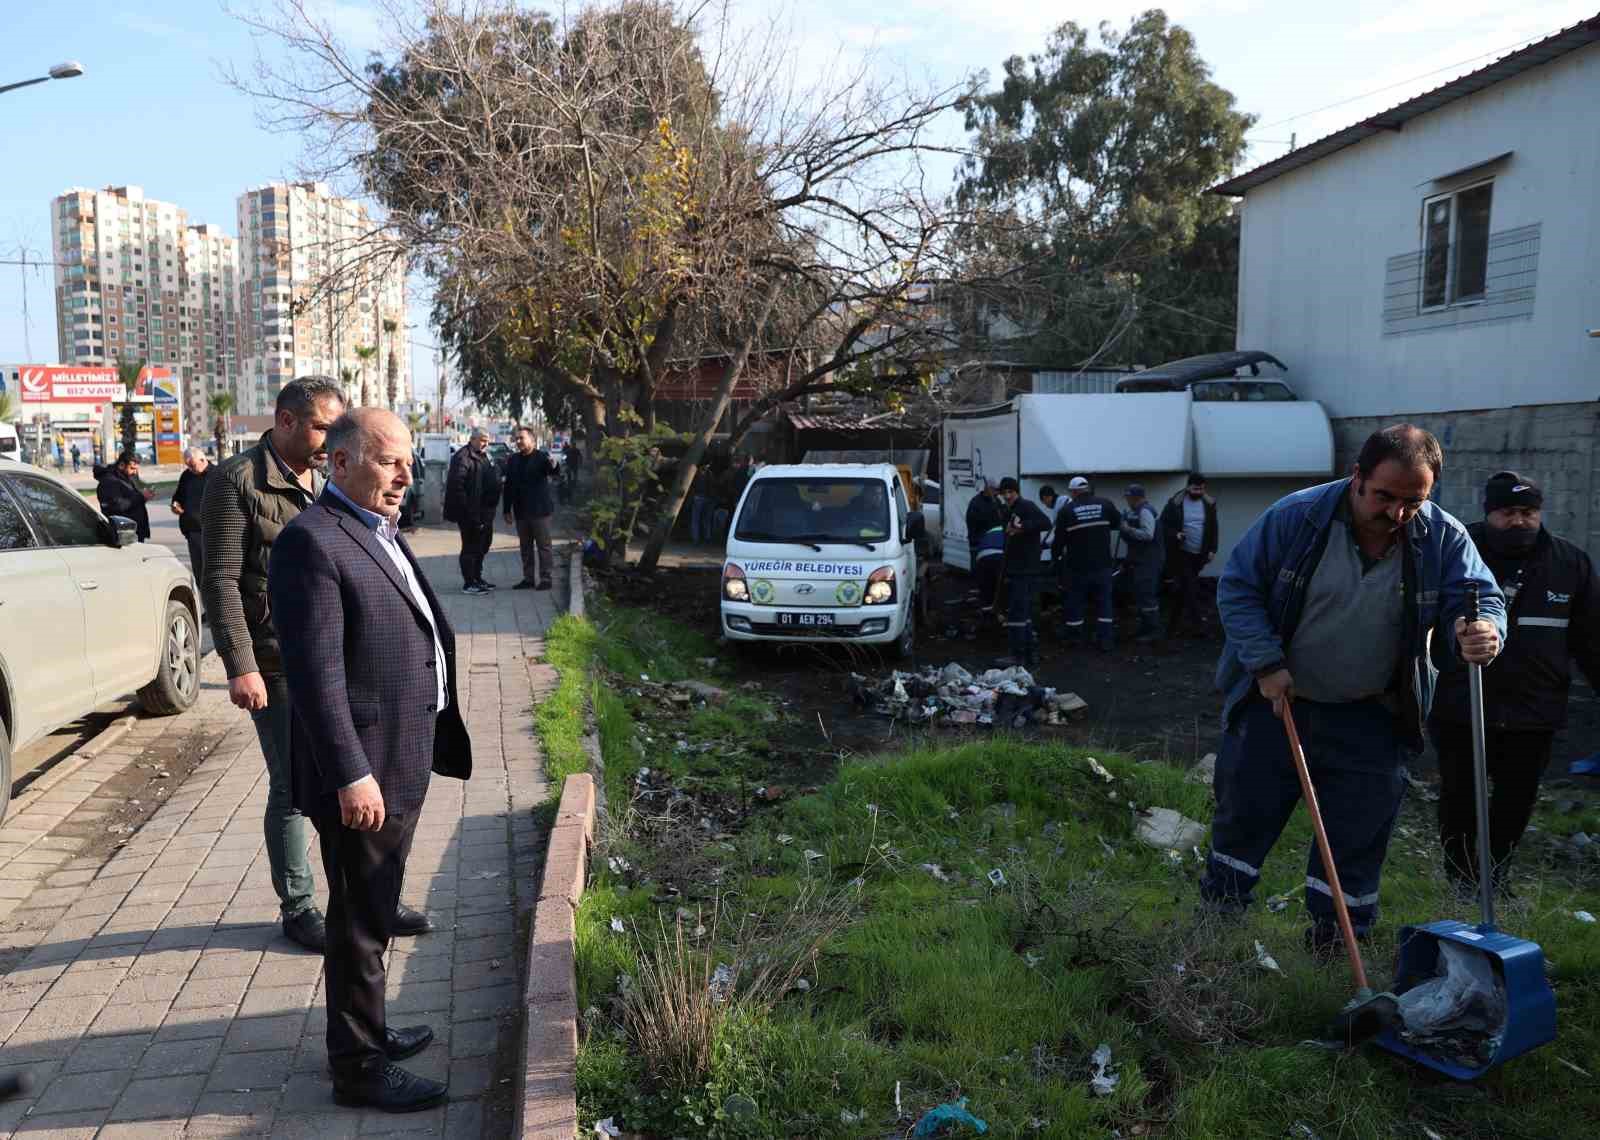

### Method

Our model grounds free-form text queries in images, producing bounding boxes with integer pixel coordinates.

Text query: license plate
[777,611,835,627]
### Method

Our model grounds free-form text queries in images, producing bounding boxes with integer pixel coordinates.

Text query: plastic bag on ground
[911,1096,989,1136]
[1397,941,1508,1037]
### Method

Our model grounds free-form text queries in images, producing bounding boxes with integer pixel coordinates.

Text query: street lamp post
[0,61,85,96]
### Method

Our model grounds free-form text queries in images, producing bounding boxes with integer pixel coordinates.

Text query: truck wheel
[888,600,916,661]
[138,599,200,716]
[0,719,12,825]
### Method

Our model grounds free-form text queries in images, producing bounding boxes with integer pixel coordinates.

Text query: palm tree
[208,391,235,461]
[354,345,378,407]
[340,366,359,407]
[382,319,400,408]
[116,359,146,457]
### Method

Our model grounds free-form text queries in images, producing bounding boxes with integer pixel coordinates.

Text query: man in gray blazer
[269,408,472,1112]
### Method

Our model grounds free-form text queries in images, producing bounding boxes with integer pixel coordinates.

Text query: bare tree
[229,0,985,570]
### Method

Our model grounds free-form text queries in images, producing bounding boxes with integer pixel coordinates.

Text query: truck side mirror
[904,510,926,542]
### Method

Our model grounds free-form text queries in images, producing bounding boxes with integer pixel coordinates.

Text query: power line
[1141,296,1236,332]
[1248,30,1547,134]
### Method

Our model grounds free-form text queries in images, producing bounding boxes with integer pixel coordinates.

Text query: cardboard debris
[849,662,1086,728]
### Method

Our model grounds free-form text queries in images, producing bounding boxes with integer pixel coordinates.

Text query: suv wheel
[0,719,12,826]
[138,599,200,715]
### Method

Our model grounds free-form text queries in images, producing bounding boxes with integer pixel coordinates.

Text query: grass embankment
[538,603,1600,1139]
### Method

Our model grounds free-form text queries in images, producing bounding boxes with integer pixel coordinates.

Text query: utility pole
[436,348,446,433]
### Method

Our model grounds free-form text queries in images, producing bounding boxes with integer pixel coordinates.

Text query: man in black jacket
[170,447,212,580]
[1430,472,1600,889]
[95,451,153,541]
[996,477,1051,667]
[444,428,502,594]
[1054,476,1119,650]
[1160,472,1219,639]
[501,426,560,589]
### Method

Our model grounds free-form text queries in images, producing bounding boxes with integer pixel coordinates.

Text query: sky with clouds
[2,0,1595,409]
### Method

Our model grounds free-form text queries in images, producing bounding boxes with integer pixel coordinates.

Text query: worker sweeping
[1203,425,1505,955]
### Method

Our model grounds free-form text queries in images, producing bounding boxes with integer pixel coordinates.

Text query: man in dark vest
[202,377,436,952]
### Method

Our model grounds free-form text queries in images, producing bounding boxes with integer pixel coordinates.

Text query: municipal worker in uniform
[996,477,1050,668]
[1429,471,1600,891]
[1054,476,1119,651]
[1202,425,1504,952]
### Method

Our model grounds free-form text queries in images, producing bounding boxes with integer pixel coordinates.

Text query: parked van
[0,422,19,462]
[719,463,927,657]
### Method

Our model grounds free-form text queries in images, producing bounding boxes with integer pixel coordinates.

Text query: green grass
[548,604,1600,1139]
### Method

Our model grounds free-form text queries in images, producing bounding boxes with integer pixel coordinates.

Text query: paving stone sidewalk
[0,526,562,1139]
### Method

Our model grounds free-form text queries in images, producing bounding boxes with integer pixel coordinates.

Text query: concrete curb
[518,772,596,1140]
[567,547,585,620]
[10,712,138,808]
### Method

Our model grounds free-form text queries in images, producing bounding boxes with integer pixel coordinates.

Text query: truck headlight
[722,562,749,602]
[864,566,896,605]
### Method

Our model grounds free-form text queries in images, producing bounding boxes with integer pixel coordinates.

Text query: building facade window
[1421,180,1493,309]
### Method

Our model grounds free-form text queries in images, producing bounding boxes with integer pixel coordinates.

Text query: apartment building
[236,181,408,416]
[50,186,242,433]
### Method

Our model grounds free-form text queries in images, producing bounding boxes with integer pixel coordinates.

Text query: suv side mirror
[904,510,926,542]
[106,515,139,548]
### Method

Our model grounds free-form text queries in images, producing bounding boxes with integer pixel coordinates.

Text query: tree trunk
[636,283,781,572]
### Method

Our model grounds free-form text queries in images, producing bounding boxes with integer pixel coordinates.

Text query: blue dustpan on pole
[1375,586,1556,1078]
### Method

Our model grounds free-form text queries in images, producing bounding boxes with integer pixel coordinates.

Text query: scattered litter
[595,1118,622,1137]
[607,856,631,875]
[911,1096,988,1136]
[849,663,1086,728]
[1569,752,1600,776]
[1573,910,1596,924]
[896,1080,904,1120]
[722,1094,756,1122]
[490,958,503,970]
[1557,1057,1594,1078]
[1023,951,1042,969]
[1254,941,1282,974]
[639,674,649,682]
[1088,1043,1119,1097]
[1097,836,1116,858]
[1188,752,1216,785]
[1086,757,1114,783]
[1571,832,1592,850]
[775,834,794,846]
[1135,808,1208,852]
[674,680,728,704]
[1289,1125,1320,1140]
[986,868,1007,888]
[610,917,625,934]
[472,870,500,880]
[792,978,811,992]
[1266,893,1292,913]
[803,849,825,862]
[1403,770,1440,802]
[1422,1128,1445,1140]
[840,1109,865,1126]
[919,863,953,883]
[708,963,736,1003]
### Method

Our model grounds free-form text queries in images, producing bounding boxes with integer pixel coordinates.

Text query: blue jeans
[1005,572,1037,662]
[250,674,316,919]
[690,494,713,542]
[1062,566,1115,648]
[1201,696,1406,937]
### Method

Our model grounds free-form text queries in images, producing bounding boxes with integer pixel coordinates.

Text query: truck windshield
[735,477,891,544]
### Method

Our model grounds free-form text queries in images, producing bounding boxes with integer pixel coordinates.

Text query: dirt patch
[599,564,1600,783]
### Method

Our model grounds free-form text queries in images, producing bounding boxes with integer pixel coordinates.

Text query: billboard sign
[14,364,173,404]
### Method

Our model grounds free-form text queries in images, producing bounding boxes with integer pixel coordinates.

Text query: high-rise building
[50,186,241,434]
[236,181,408,416]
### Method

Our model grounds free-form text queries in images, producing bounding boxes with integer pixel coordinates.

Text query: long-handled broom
[1280,702,1400,1044]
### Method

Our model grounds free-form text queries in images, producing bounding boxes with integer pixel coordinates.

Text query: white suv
[0,458,201,821]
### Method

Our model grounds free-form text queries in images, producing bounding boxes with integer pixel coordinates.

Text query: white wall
[1235,43,1600,419]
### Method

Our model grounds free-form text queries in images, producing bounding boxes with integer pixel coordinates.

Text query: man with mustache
[1203,424,1505,954]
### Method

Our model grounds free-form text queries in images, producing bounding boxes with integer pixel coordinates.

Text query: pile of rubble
[848,662,1088,729]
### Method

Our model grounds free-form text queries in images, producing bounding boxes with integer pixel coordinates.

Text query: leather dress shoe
[332,1063,448,1112]
[392,904,434,936]
[385,1024,434,1061]
[283,908,327,953]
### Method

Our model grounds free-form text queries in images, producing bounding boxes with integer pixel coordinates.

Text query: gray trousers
[250,673,316,918]
[515,514,554,583]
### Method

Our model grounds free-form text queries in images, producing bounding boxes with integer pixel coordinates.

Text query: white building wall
[1234,42,1600,420]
